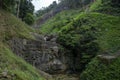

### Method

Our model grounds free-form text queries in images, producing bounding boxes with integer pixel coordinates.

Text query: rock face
[8,34,66,74]
[97,51,120,64]
[8,34,84,74]
[8,38,26,58]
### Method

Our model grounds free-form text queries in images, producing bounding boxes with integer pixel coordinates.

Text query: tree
[0,0,16,11]
[23,13,35,25]
[16,0,21,17]
[19,0,34,20]
[16,0,35,25]
[58,0,92,9]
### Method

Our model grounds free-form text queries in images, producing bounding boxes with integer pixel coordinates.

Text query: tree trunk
[0,0,3,9]
[17,0,20,18]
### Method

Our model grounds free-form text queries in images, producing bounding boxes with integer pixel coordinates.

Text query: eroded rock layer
[8,34,67,74]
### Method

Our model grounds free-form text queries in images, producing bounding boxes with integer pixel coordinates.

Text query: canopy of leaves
[0,0,15,12]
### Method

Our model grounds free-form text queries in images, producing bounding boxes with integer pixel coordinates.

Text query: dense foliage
[0,0,35,25]
[90,0,120,16]
[40,10,82,33]
[0,10,45,80]
[0,0,15,12]
[23,13,35,25]
[16,0,35,25]
[56,13,100,71]
[80,57,120,80]
[59,0,92,8]
[39,0,120,75]
[19,0,34,20]
[0,0,120,79]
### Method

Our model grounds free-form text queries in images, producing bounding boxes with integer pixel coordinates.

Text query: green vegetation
[0,0,120,80]
[80,57,120,80]
[90,0,120,16]
[40,11,120,53]
[19,0,35,25]
[39,0,120,79]
[0,44,45,80]
[56,13,120,72]
[0,0,35,25]
[89,0,102,11]
[0,10,45,80]
[40,10,82,34]
[0,10,34,41]
[23,13,35,25]
[59,13,120,53]
[0,0,15,11]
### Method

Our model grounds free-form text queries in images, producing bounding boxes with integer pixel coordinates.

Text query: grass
[0,43,45,80]
[89,0,120,16]
[89,0,102,12]
[0,0,119,79]
[40,9,82,34]
[0,10,45,80]
[38,0,120,79]
[39,6,120,53]
[80,56,120,80]
[57,12,120,53]
[0,10,35,42]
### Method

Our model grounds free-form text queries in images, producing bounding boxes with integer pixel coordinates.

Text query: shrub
[23,13,35,25]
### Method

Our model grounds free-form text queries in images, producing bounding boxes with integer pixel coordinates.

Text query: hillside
[0,10,46,80]
[38,0,120,79]
[89,0,120,16]
[80,54,120,80]
[0,0,120,80]
[58,13,120,53]
[40,9,82,34]
[40,0,120,53]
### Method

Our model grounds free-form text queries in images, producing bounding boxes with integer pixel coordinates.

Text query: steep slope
[79,0,120,79]
[59,13,120,53]
[38,0,120,79]
[89,0,120,16]
[40,10,82,34]
[0,10,34,41]
[0,10,46,80]
[0,44,45,80]
[80,55,120,80]
[40,10,120,55]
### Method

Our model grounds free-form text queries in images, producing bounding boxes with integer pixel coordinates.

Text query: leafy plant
[23,13,35,25]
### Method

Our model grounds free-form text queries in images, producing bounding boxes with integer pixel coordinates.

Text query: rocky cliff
[8,33,67,74]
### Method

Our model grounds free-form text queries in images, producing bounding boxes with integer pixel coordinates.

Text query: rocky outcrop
[8,33,85,75]
[97,51,120,64]
[8,34,67,74]
[8,34,84,75]
[8,37,26,58]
